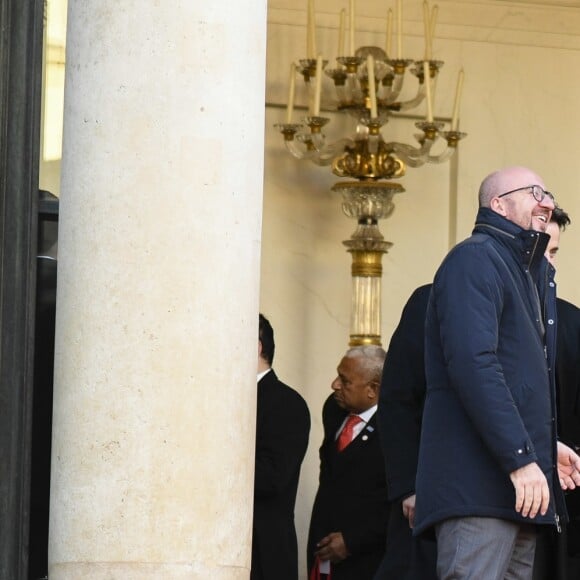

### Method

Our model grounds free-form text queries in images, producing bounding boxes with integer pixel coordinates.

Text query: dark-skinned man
[307,345,389,580]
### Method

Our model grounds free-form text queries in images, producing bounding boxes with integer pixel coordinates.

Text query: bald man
[414,167,580,580]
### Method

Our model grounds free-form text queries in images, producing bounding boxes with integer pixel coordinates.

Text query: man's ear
[490,196,508,217]
[367,381,379,400]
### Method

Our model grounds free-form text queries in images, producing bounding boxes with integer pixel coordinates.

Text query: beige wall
[263,1,580,576]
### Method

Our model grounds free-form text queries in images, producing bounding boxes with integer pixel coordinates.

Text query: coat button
[517,449,524,454]
[548,319,554,325]
[549,282,555,287]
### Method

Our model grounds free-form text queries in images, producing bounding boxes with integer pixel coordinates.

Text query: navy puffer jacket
[414,207,565,535]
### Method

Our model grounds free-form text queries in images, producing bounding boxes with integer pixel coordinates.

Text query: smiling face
[500,187,554,232]
[486,167,555,232]
[331,356,378,414]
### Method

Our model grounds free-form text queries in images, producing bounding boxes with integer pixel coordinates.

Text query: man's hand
[557,441,580,490]
[315,532,350,563]
[509,462,549,518]
[402,494,416,529]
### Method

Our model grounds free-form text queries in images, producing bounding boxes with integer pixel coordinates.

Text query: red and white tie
[336,415,362,452]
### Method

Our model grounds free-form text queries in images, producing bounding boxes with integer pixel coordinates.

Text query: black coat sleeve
[377,284,431,501]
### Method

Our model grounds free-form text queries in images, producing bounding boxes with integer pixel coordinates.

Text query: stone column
[49,2,267,579]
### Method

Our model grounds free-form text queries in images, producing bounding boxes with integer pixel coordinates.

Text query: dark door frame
[0,0,44,578]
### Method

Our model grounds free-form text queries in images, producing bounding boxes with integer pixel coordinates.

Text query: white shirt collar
[356,404,377,423]
[257,368,272,382]
[335,404,378,441]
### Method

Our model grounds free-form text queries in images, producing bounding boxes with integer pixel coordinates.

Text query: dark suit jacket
[556,298,580,453]
[251,370,310,580]
[556,298,580,559]
[307,395,389,580]
[532,298,580,579]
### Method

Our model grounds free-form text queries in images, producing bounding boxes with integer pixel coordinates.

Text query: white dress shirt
[335,404,377,442]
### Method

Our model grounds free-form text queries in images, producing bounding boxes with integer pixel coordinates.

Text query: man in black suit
[251,313,311,580]
[534,207,580,580]
[307,345,389,580]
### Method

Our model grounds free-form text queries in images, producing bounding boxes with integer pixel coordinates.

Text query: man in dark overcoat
[374,284,437,580]
[414,166,580,580]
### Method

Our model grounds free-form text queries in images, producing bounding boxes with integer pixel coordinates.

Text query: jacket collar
[472,207,550,274]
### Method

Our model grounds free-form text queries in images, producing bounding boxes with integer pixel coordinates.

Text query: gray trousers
[435,517,537,580]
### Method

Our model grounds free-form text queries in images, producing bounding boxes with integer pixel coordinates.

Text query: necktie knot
[337,414,362,451]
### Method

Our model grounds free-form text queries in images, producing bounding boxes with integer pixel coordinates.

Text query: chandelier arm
[309,132,326,151]
[323,137,357,154]
[381,72,405,104]
[425,147,456,164]
[284,139,327,160]
[398,83,427,111]
[310,134,358,158]
[285,136,358,164]
[390,138,433,159]
[310,153,336,166]
[313,138,358,164]
[389,142,420,157]
[397,154,428,168]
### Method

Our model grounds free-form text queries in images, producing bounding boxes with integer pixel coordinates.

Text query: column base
[50,562,249,580]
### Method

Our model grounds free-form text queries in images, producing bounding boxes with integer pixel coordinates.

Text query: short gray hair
[344,345,386,383]
[478,170,501,208]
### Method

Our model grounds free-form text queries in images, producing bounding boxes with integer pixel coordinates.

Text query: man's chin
[532,216,549,232]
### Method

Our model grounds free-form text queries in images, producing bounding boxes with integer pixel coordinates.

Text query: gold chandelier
[276,0,467,346]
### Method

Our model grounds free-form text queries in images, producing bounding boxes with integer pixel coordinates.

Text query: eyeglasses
[496,185,555,204]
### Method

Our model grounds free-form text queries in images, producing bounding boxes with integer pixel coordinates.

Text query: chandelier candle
[397,0,402,58]
[423,2,431,60]
[423,60,433,122]
[313,55,323,116]
[307,0,317,59]
[349,0,356,56]
[367,55,378,118]
[386,8,393,57]
[451,68,465,131]
[286,63,296,124]
[430,5,439,51]
[338,9,345,57]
